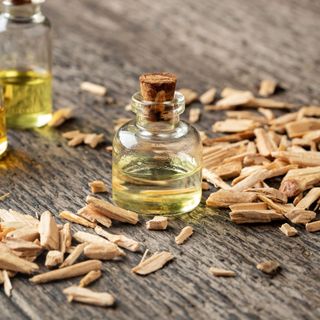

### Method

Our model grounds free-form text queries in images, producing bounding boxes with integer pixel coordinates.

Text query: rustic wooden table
[0,0,319,319]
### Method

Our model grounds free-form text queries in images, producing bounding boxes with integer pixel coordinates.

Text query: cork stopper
[4,0,31,4]
[139,72,177,102]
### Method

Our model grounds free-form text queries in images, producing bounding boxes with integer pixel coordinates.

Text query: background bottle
[112,73,202,216]
[0,0,52,129]
[0,88,7,157]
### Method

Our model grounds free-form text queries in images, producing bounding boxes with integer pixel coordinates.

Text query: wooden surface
[1,0,320,319]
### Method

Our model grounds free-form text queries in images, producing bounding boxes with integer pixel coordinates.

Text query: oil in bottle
[0,101,7,158]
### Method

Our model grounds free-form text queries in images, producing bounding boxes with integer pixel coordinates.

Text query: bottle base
[0,139,8,158]
[7,112,52,129]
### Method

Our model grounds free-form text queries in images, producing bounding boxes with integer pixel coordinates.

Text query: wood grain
[0,0,320,319]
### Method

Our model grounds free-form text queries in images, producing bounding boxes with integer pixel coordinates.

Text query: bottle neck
[2,2,43,22]
[131,91,185,133]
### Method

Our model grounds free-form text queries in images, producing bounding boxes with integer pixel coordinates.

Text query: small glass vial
[0,89,8,157]
[112,73,202,215]
[0,0,52,129]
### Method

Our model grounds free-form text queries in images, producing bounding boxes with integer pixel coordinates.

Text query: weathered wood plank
[0,0,320,319]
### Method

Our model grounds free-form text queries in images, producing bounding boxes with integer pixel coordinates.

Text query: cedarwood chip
[48,108,74,127]
[94,226,140,252]
[80,82,107,96]
[206,190,257,207]
[229,202,267,211]
[73,231,111,246]
[175,226,193,245]
[79,270,102,287]
[45,250,64,268]
[209,267,236,277]
[5,227,39,242]
[259,80,277,97]
[254,128,277,157]
[256,260,280,274]
[84,243,124,260]
[213,119,258,133]
[86,196,139,225]
[39,211,60,250]
[200,88,216,104]
[3,270,12,297]
[84,133,104,148]
[202,169,231,191]
[305,221,320,233]
[296,188,320,209]
[285,119,320,138]
[60,243,87,269]
[78,205,112,228]
[189,108,201,124]
[279,223,298,237]
[63,286,115,307]
[178,88,198,105]
[2,239,42,258]
[285,209,316,225]
[60,223,72,254]
[59,210,96,228]
[215,92,254,109]
[230,210,283,224]
[89,180,108,193]
[67,132,86,147]
[146,216,168,231]
[201,181,210,190]
[30,260,102,284]
[132,251,174,275]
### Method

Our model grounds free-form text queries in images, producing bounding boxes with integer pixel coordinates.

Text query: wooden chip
[201,181,210,190]
[213,119,258,133]
[202,169,231,190]
[48,108,74,127]
[60,223,72,254]
[84,243,124,260]
[39,211,60,250]
[258,108,274,121]
[60,243,87,268]
[3,270,12,297]
[78,205,112,228]
[3,239,42,258]
[259,80,277,97]
[73,231,111,246]
[257,195,292,215]
[189,108,201,124]
[206,190,257,207]
[272,151,320,167]
[213,161,242,180]
[279,223,298,237]
[0,192,10,202]
[30,260,102,284]
[59,211,96,228]
[231,168,269,192]
[254,128,277,157]
[84,133,104,148]
[178,88,198,105]
[146,217,168,231]
[256,260,280,274]
[105,146,113,152]
[132,251,173,275]
[80,82,107,96]
[67,132,86,147]
[285,119,320,138]
[0,209,39,227]
[303,130,320,143]
[296,188,320,209]
[305,221,320,233]
[45,250,64,268]
[246,187,287,203]
[89,180,108,193]
[285,209,316,225]
[200,88,216,104]
[86,196,139,225]
[221,88,252,98]
[229,202,267,211]
[230,210,283,224]
[203,130,255,145]
[226,110,267,123]
[63,286,115,307]
[94,226,140,252]
[214,92,254,109]
[0,249,39,274]
[62,130,80,139]
[79,270,102,287]
[175,226,193,245]
[209,267,236,277]
[5,227,39,242]
[245,98,296,110]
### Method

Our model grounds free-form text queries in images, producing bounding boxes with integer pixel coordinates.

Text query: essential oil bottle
[0,0,52,129]
[0,90,7,158]
[112,73,202,215]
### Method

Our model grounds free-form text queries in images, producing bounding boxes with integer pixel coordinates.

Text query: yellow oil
[0,69,52,129]
[112,156,202,215]
[0,104,7,158]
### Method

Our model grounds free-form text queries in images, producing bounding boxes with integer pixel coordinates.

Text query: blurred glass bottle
[0,0,52,129]
[0,88,7,158]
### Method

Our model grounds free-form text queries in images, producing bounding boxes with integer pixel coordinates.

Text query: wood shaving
[279,223,298,237]
[63,286,114,307]
[84,133,104,148]
[259,80,277,97]
[89,180,108,193]
[230,210,283,224]
[30,260,102,284]
[84,243,124,260]
[48,108,74,127]
[59,211,96,228]
[39,211,60,250]
[305,221,320,233]
[60,223,72,254]
[213,119,258,133]
[206,190,257,207]
[175,226,193,245]
[201,181,210,190]
[285,209,316,225]
[78,205,112,228]
[3,270,12,297]
[189,108,201,124]
[209,267,236,277]
[80,82,107,96]
[132,251,173,275]
[79,270,102,287]
[296,188,320,209]
[60,243,87,268]
[45,250,64,268]
[256,260,280,274]
[73,231,111,246]
[178,88,198,105]
[146,216,168,231]
[200,88,216,104]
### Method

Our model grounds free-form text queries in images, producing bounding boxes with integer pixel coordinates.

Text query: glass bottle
[112,74,202,215]
[0,0,52,129]
[0,89,7,157]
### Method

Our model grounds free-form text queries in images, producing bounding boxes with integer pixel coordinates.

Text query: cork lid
[139,72,177,102]
[4,0,44,4]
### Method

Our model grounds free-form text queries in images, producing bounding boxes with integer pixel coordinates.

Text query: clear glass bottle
[112,90,202,216]
[0,89,7,157]
[0,0,52,129]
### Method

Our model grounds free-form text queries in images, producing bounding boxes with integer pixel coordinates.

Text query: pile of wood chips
[0,180,193,307]
[197,80,320,235]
